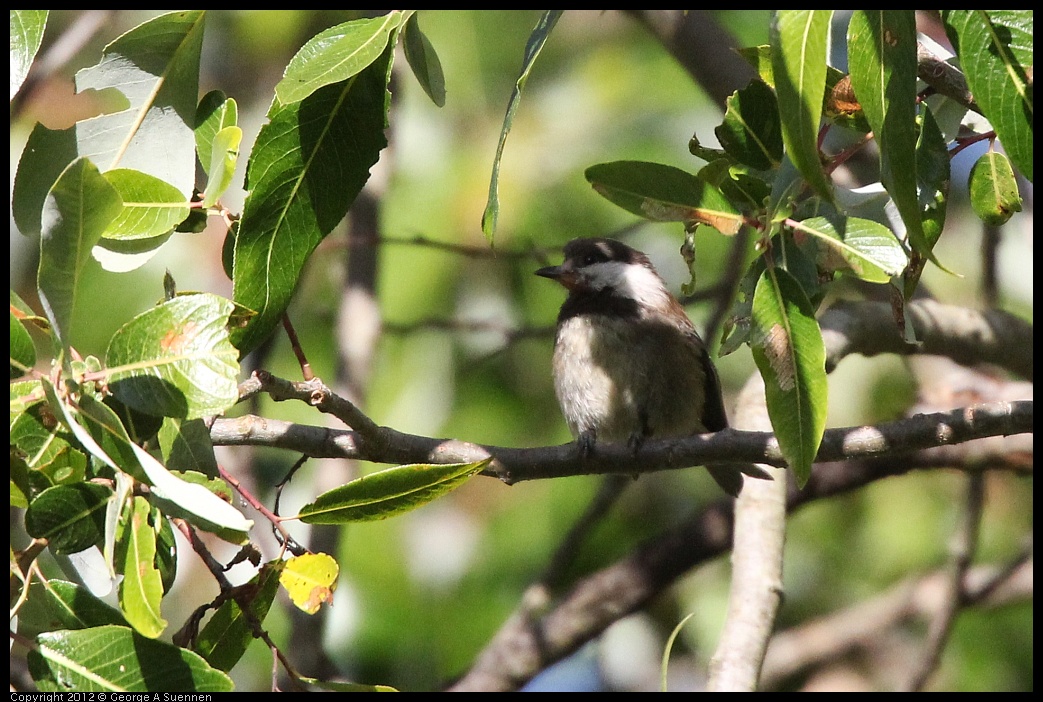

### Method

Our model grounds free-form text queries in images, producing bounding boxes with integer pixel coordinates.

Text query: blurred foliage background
[10,10,1031,692]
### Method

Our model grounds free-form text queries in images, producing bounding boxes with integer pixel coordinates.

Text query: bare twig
[903,472,985,691]
[760,553,1032,689]
[281,314,314,381]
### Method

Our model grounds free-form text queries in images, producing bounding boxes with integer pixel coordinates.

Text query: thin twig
[903,472,986,691]
[174,519,307,691]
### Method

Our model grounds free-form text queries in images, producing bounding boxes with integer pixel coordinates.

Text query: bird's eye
[581,253,601,266]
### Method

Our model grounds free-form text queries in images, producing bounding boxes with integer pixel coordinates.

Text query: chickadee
[536,237,748,497]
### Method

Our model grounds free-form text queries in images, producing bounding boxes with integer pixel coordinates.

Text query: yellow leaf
[279,552,339,614]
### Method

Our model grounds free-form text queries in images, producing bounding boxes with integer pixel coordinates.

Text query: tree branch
[820,299,1033,380]
[447,441,1031,691]
[759,553,1032,689]
[212,395,1031,482]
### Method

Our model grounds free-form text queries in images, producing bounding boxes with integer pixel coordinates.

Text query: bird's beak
[536,264,579,289]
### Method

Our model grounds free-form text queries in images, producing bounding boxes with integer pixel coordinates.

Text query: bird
[536,237,753,497]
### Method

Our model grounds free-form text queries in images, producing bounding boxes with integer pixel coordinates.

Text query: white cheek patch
[585,261,670,311]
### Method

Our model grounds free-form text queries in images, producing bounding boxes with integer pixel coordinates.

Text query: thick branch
[820,300,1032,381]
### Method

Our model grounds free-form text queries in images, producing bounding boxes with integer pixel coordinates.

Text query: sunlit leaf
[848,11,934,265]
[11,10,48,100]
[403,12,445,107]
[750,267,826,486]
[194,90,238,175]
[200,126,241,208]
[101,169,190,240]
[942,10,1032,181]
[482,10,562,243]
[298,459,490,524]
[28,625,234,692]
[37,158,122,350]
[790,215,907,283]
[274,11,406,104]
[75,11,204,196]
[24,483,111,555]
[115,496,167,638]
[279,553,339,614]
[50,389,252,544]
[105,293,240,420]
[968,150,1023,225]
[585,161,743,234]
[232,45,393,354]
[770,10,834,200]
[89,233,173,276]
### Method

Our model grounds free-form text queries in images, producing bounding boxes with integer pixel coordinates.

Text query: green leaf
[481,10,563,243]
[48,388,252,544]
[11,310,36,377]
[942,10,1033,181]
[196,560,284,672]
[24,483,111,555]
[847,11,934,265]
[274,11,407,105]
[72,10,206,198]
[298,677,399,693]
[232,46,393,354]
[661,613,695,692]
[194,90,238,177]
[37,158,122,350]
[91,231,175,274]
[790,215,907,283]
[101,169,191,240]
[279,552,339,614]
[105,293,240,420]
[17,580,128,634]
[915,104,950,248]
[155,514,177,593]
[904,104,951,297]
[9,400,86,489]
[298,459,490,524]
[12,124,78,237]
[157,417,219,477]
[968,150,1023,226]
[737,45,774,85]
[10,10,48,100]
[750,267,827,487]
[715,80,783,170]
[115,496,167,638]
[200,126,242,208]
[585,161,743,234]
[770,10,834,200]
[104,393,163,445]
[28,625,234,692]
[698,159,772,212]
[403,12,446,107]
